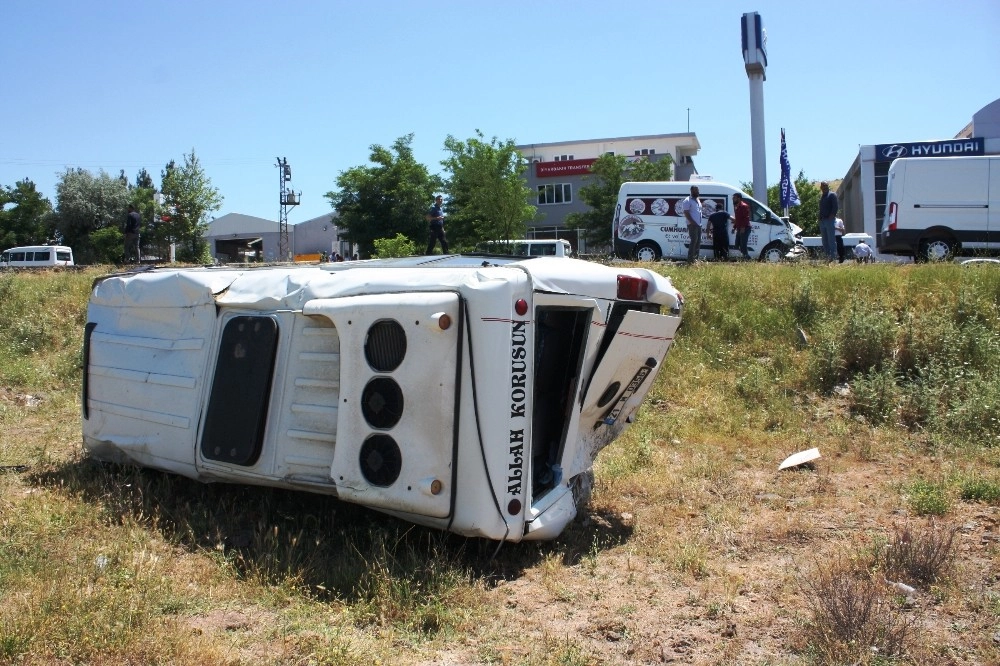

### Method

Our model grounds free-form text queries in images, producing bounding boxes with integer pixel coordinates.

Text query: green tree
[566,154,674,248]
[0,179,52,249]
[743,170,820,235]
[325,134,442,258]
[52,168,132,263]
[372,233,417,258]
[159,150,223,263]
[130,168,157,260]
[440,130,536,247]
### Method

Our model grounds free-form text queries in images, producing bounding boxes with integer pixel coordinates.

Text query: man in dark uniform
[425,195,449,254]
[708,204,732,260]
[124,205,141,264]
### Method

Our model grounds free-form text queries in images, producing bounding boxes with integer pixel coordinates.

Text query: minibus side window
[57,251,71,262]
[33,251,50,262]
[11,252,25,261]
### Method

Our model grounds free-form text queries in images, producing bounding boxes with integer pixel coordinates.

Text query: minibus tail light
[617,275,648,301]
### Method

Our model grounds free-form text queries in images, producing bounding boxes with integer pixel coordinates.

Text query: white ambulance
[82,255,682,542]
[612,181,797,262]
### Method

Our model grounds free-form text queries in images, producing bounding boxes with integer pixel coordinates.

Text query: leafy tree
[566,154,674,248]
[742,170,820,235]
[52,168,132,263]
[372,233,417,258]
[158,150,223,263]
[0,179,52,249]
[440,130,536,247]
[325,134,442,258]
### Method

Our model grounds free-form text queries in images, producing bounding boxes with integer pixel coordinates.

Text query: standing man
[733,192,752,260]
[818,181,839,261]
[680,185,703,264]
[425,195,449,255]
[124,204,141,264]
[707,203,732,260]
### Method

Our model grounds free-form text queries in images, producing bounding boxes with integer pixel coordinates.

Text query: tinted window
[32,251,51,262]
[11,252,25,261]
[56,251,71,262]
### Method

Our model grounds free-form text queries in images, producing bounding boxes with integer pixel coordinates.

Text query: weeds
[799,554,915,664]
[873,522,958,587]
[903,479,951,516]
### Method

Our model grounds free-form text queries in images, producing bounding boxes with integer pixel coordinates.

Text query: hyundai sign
[875,138,984,163]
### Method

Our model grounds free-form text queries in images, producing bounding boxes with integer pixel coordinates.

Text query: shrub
[958,476,1000,504]
[850,366,900,425]
[799,554,914,663]
[904,479,951,516]
[874,522,958,587]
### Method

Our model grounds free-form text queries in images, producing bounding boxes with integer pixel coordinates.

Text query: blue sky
[2,0,998,223]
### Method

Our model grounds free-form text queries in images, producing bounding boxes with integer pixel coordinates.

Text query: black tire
[758,243,786,263]
[634,241,661,262]
[917,237,955,263]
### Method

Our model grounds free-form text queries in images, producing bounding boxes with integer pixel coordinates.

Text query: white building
[516,133,700,253]
[206,212,347,262]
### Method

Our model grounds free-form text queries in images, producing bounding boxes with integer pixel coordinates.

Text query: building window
[553,154,574,162]
[605,151,615,156]
[538,183,572,205]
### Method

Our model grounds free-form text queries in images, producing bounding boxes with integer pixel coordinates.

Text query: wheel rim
[925,240,951,261]
[762,246,784,263]
[635,245,658,262]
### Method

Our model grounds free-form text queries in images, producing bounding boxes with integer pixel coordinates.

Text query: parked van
[880,156,999,261]
[0,245,74,268]
[612,181,797,262]
[475,239,572,257]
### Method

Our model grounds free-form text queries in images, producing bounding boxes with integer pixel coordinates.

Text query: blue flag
[780,128,801,209]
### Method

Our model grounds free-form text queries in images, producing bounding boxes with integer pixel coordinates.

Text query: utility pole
[276,157,300,261]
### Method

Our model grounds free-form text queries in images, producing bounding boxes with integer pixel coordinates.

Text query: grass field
[1,261,999,665]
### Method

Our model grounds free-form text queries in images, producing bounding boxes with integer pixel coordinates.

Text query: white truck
[82,255,682,541]
[879,156,1000,261]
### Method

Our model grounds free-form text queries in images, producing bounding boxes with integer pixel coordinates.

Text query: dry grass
[2,263,1000,664]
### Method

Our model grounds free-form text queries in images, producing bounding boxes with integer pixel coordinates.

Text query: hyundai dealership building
[838,97,1000,251]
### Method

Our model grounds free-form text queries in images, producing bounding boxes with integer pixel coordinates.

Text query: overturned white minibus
[82,254,682,541]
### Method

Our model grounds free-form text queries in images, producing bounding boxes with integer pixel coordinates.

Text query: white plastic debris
[778,447,821,470]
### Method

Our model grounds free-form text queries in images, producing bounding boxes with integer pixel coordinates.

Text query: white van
[0,245,74,268]
[475,239,572,257]
[612,181,797,262]
[880,156,999,261]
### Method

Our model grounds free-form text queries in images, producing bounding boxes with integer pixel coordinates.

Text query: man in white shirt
[680,185,703,264]
[853,240,873,263]
[834,217,846,263]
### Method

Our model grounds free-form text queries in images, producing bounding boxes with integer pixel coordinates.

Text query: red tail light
[887,202,898,232]
[617,275,648,301]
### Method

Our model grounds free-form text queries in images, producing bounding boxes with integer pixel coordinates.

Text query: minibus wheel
[759,243,786,263]
[634,242,661,262]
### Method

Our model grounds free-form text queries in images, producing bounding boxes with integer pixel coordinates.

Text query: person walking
[124,204,141,264]
[680,185,703,263]
[818,181,839,261]
[732,192,752,259]
[834,217,846,263]
[425,195,449,255]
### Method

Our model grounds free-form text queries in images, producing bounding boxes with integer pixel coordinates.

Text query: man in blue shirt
[818,182,839,261]
[425,195,449,254]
